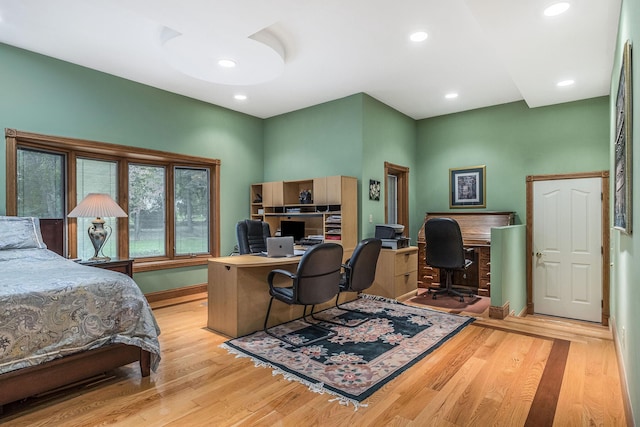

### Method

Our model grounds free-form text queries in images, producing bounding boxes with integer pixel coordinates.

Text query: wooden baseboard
[610,316,634,427]
[489,301,510,320]
[145,283,207,308]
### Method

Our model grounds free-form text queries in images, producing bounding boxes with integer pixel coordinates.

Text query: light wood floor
[1,297,627,426]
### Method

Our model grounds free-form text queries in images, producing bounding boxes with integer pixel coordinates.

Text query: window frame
[5,128,220,272]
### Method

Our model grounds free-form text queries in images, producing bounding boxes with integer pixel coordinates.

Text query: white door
[533,177,602,322]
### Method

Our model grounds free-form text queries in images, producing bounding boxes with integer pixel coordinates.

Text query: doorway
[384,162,409,232]
[526,171,610,325]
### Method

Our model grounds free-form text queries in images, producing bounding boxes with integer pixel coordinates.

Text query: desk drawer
[395,250,418,274]
[394,270,418,297]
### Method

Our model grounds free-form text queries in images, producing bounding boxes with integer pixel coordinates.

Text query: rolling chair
[424,217,475,302]
[236,219,270,254]
[263,243,343,346]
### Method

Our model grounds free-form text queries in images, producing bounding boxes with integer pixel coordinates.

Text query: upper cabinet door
[314,176,342,205]
[262,181,283,207]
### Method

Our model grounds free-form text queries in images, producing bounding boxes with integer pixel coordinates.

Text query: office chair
[236,219,270,254]
[263,243,343,346]
[424,217,475,302]
[312,238,382,327]
[336,237,382,307]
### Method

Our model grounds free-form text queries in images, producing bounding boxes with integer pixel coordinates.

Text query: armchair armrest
[267,269,297,290]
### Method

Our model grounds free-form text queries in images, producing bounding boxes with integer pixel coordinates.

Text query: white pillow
[0,216,48,250]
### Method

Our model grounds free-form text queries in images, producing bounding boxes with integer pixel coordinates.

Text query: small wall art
[369,179,381,201]
[450,165,486,208]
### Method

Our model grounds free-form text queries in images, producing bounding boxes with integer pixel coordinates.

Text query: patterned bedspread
[0,248,161,375]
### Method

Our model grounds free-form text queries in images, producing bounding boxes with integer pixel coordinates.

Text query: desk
[207,254,356,338]
[367,247,418,300]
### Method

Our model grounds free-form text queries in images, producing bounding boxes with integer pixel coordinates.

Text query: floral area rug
[221,295,474,409]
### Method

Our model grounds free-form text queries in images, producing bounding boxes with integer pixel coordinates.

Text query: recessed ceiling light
[217,59,236,68]
[445,93,459,99]
[557,79,575,87]
[544,2,570,16]
[409,31,428,42]
[234,94,247,101]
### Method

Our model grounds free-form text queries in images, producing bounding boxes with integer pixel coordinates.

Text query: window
[129,164,167,258]
[174,167,210,255]
[76,158,119,260]
[16,148,65,218]
[5,129,220,271]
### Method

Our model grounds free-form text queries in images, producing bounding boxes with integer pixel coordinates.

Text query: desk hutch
[250,175,357,252]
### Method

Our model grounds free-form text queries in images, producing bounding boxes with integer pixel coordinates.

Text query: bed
[0,216,161,410]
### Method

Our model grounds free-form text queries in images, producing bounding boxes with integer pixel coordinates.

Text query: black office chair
[336,238,382,309]
[263,243,343,346]
[424,218,475,302]
[236,219,270,254]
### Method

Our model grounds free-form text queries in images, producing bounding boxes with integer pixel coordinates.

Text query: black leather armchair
[336,238,382,308]
[263,243,343,346]
[424,217,475,302]
[236,219,270,254]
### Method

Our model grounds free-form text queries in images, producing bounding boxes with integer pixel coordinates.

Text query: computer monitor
[280,220,305,243]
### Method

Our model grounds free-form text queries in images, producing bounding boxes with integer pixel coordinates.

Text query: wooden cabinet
[368,247,418,300]
[250,176,358,252]
[79,258,134,278]
[313,175,342,205]
[262,181,284,207]
[417,212,514,297]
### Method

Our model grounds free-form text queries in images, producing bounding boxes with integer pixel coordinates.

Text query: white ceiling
[0,0,621,119]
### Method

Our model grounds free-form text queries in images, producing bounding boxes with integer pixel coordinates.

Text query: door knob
[536,252,543,258]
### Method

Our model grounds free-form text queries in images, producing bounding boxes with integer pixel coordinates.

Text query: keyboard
[298,238,323,246]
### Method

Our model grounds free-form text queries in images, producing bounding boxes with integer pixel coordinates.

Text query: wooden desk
[207,255,355,338]
[417,212,515,296]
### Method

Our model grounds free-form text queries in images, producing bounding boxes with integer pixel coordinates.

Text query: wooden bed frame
[0,219,152,411]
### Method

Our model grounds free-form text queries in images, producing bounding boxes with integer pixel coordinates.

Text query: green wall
[361,95,417,239]
[263,93,417,240]
[415,98,610,225]
[610,0,640,421]
[490,225,527,315]
[0,43,264,293]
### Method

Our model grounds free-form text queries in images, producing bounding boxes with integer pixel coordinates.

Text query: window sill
[133,257,211,273]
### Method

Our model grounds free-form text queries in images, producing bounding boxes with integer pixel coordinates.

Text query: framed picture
[450,165,486,208]
[369,179,381,201]
[614,40,633,234]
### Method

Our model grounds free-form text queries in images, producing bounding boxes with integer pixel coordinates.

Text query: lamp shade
[68,193,128,218]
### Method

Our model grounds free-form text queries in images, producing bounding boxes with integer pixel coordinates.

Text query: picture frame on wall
[614,40,633,234]
[450,165,486,208]
[369,179,381,201]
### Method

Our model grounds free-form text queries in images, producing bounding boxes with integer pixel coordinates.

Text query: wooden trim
[5,130,17,215]
[5,128,220,165]
[489,302,510,319]
[384,161,410,234]
[526,171,610,325]
[144,283,207,303]
[133,257,210,272]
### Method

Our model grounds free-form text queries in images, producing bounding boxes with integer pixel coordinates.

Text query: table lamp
[68,193,128,261]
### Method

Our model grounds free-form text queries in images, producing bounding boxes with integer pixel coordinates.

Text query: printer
[375,224,411,250]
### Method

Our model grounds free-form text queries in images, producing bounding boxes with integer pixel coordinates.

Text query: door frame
[526,171,610,325]
[384,161,409,233]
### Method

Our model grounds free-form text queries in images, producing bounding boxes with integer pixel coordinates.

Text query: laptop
[264,236,305,257]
